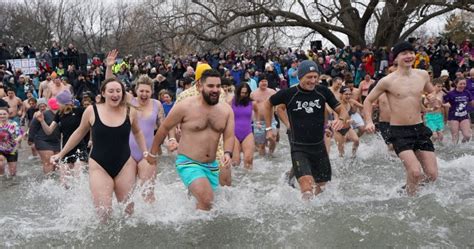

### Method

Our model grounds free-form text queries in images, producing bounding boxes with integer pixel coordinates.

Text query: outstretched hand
[106,49,118,68]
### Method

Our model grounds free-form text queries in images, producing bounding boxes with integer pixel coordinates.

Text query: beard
[202,90,219,106]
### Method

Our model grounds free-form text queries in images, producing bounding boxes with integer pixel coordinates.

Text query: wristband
[168,137,176,142]
[224,151,233,158]
[265,127,272,131]
[143,151,158,158]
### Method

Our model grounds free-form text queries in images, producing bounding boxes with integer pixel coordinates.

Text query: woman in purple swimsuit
[129,75,165,202]
[230,83,258,170]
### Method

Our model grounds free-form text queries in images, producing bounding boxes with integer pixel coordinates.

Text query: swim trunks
[253,119,277,145]
[424,112,444,132]
[176,154,219,191]
[0,151,18,162]
[389,123,434,155]
[376,122,391,145]
[290,142,331,183]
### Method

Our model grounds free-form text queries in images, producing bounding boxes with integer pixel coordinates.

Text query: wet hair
[0,106,8,112]
[200,69,221,84]
[135,74,154,92]
[99,78,127,105]
[6,87,15,93]
[234,83,252,106]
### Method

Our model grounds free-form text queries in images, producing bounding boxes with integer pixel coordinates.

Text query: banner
[7,58,37,75]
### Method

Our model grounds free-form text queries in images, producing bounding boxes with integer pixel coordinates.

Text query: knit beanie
[392,41,415,59]
[56,90,73,105]
[297,60,319,79]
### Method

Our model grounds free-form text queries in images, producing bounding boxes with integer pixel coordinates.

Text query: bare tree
[177,0,474,47]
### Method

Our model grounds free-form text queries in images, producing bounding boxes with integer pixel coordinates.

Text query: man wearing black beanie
[261,60,348,200]
[363,41,438,196]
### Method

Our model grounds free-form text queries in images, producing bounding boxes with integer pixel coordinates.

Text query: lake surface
[1,133,473,248]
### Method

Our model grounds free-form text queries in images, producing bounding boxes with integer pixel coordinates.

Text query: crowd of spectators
[0,37,472,104]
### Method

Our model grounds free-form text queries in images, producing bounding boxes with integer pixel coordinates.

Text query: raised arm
[35,111,58,135]
[105,49,118,79]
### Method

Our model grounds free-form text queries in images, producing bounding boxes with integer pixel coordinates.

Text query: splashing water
[0,134,473,248]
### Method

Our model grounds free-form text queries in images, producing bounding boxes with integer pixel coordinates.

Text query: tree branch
[399,7,456,41]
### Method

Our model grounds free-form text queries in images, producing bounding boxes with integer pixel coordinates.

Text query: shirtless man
[46,77,71,100]
[423,78,448,143]
[369,82,392,150]
[364,41,438,195]
[3,88,23,125]
[146,69,234,211]
[250,76,277,156]
[39,74,53,98]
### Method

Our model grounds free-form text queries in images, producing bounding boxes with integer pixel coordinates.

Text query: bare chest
[183,109,227,133]
[387,81,424,101]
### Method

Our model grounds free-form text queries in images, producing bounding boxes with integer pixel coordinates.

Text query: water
[1,133,473,248]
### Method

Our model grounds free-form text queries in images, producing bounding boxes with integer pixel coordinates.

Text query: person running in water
[334,86,361,158]
[146,69,234,211]
[263,60,347,200]
[0,107,24,177]
[35,90,88,187]
[230,83,257,170]
[251,76,277,156]
[129,75,165,203]
[172,63,232,187]
[364,41,438,196]
[29,98,60,174]
[443,77,474,144]
[368,82,393,150]
[51,78,148,222]
[423,78,448,143]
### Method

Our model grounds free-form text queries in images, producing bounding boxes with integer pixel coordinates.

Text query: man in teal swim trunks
[423,78,448,143]
[147,69,235,210]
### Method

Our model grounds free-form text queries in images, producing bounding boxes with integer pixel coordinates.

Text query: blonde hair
[135,74,154,92]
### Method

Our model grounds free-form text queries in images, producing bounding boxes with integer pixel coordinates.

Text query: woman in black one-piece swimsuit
[51,78,148,222]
